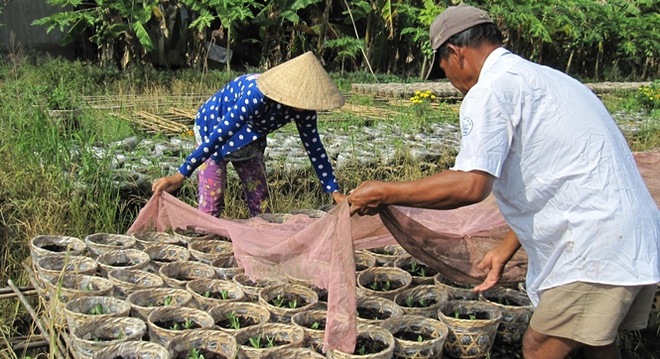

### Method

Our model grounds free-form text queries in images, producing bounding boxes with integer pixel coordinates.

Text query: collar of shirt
[477,47,510,83]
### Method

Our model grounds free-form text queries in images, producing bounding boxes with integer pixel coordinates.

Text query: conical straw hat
[256,51,345,111]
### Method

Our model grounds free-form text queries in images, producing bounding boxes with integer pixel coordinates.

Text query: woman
[152,52,346,216]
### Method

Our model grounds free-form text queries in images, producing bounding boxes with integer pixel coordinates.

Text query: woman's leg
[232,153,270,217]
[197,158,228,217]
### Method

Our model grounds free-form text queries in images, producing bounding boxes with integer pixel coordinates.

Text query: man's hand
[346,181,389,216]
[152,173,185,194]
[473,229,521,292]
[473,248,506,292]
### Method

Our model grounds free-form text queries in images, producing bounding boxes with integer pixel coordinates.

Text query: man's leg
[232,153,269,217]
[526,282,653,359]
[522,326,580,359]
[197,159,228,217]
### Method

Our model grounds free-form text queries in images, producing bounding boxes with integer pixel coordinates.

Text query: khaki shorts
[529,281,656,346]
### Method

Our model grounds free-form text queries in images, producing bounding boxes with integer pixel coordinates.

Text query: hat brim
[425,52,445,80]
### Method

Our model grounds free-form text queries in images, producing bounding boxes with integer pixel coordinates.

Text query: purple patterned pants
[197,154,270,218]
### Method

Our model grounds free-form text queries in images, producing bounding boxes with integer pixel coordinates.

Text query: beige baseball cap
[425,4,493,80]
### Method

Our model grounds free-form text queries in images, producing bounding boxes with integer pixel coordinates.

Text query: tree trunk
[226,25,232,73]
[317,0,332,54]
[565,48,574,74]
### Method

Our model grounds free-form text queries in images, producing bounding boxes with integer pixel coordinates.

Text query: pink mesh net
[127,150,660,353]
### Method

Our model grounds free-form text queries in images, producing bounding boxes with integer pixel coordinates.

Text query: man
[347,4,659,359]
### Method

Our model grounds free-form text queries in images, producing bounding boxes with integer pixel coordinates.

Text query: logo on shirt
[461,117,474,136]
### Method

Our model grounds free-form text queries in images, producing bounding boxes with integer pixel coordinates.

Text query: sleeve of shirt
[452,87,515,178]
[295,111,341,193]
[178,89,268,177]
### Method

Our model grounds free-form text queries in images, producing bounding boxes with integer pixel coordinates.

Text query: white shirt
[452,47,660,306]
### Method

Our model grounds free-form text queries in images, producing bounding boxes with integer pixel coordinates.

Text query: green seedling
[358,345,367,355]
[203,290,210,298]
[226,311,241,330]
[266,336,276,347]
[88,303,106,315]
[417,266,427,277]
[163,295,173,306]
[170,323,180,330]
[287,299,298,308]
[405,295,415,307]
[418,297,427,307]
[311,321,320,330]
[183,318,194,329]
[272,294,286,307]
[220,289,229,299]
[417,335,423,342]
[188,347,205,359]
[248,334,262,348]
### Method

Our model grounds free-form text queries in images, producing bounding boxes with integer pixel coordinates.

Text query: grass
[0,52,658,358]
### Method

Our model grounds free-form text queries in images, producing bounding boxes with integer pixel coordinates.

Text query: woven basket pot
[167,328,240,359]
[125,287,193,322]
[64,295,131,332]
[188,239,234,264]
[262,346,325,358]
[479,287,533,345]
[393,256,438,285]
[234,322,305,359]
[71,316,146,359]
[437,300,502,359]
[84,233,136,258]
[381,314,449,359]
[365,244,408,267]
[433,273,479,301]
[45,274,113,312]
[143,243,191,273]
[208,301,271,335]
[95,248,150,277]
[357,267,413,300]
[173,227,226,244]
[355,250,377,275]
[158,260,216,289]
[356,295,405,326]
[132,230,186,250]
[291,309,327,347]
[147,306,215,347]
[326,323,395,359]
[186,278,245,310]
[232,273,287,302]
[211,255,245,280]
[30,235,86,263]
[92,341,169,359]
[107,268,164,299]
[393,284,450,318]
[35,255,97,286]
[258,283,319,324]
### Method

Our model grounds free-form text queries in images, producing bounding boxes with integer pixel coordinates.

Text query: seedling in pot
[226,311,241,330]
[287,299,298,309]
[272,294,285,307]
[188,347,205,359]
[248,334,262,348]
[88,303,106,315]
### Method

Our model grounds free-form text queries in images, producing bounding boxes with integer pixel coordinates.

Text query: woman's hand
[152,173,185,194]
[332,191,347,203]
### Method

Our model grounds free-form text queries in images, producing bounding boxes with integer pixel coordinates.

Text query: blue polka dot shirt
[178,74,341,193]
